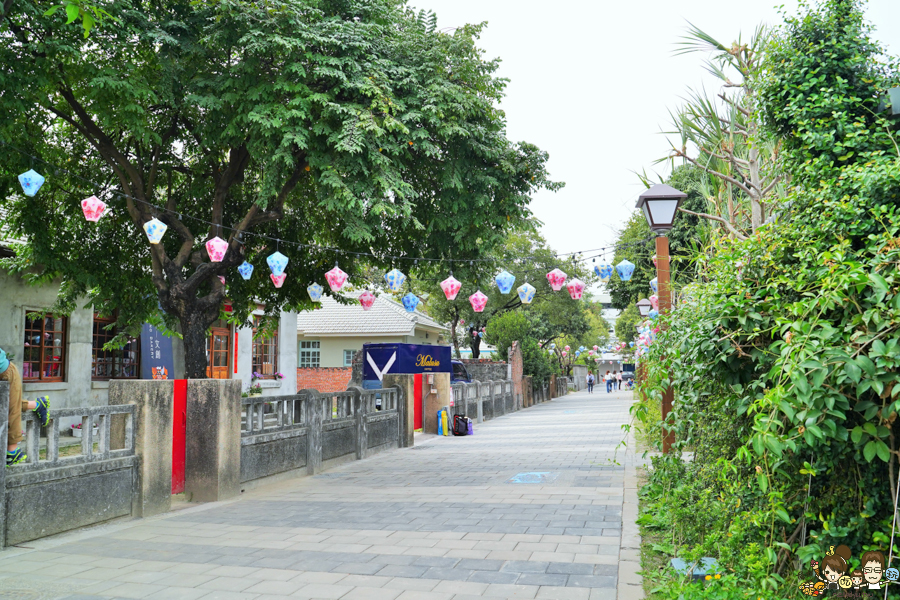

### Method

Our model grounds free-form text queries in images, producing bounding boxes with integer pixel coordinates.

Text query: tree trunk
[450,316,461,359]
[749,138,763,230]
[180,309,216,379]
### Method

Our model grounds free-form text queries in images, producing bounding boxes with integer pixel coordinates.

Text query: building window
[92,314,140,380]
[299,340,320,368]
[207,319,231,380]
[343,349,357,367]
[252,316,278,378]
[23,312,66,381]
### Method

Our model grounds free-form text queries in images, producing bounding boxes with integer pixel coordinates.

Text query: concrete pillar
[423,373,450,434]
[303,389,323,475]
[349,387,368,460]
[0,381,8,548]
[475,382,484,423]
[382,375,414,447]
[109,380,173,518]
[184,379,241,503]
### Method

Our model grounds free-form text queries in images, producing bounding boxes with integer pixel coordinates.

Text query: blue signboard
[362,343,451,384]
[140,324,174,380]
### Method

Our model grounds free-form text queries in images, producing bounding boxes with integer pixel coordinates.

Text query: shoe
[6,447,26,467]
[33,396,50,428]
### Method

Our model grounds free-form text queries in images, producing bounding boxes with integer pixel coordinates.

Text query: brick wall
[296,367,352,393]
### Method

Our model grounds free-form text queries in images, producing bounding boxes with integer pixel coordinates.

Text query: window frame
[299,340,321,368]
[91,313,141,381]
[251,316,279,379]
[23,311,67,382]
[343,349,357,367]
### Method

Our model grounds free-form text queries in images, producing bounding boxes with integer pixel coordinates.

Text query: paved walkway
[0,388,641,600]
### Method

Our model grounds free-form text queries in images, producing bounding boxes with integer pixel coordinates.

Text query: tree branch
[674,149,754,197]
[678,207,749,241]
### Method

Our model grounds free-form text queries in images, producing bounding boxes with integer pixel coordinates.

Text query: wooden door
[207,327,230,379]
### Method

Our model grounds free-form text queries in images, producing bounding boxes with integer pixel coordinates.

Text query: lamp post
[636,298,651,317]
[636,184,687,454]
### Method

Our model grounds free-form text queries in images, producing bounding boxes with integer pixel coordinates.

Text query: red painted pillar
[171,379,187,494]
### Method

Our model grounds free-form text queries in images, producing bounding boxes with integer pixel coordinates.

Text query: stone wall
[297,367,352,393]
[460,358,508,382]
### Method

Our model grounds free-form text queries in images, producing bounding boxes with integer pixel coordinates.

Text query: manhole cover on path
[507,472,560,484]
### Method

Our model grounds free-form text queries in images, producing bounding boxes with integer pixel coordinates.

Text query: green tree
[614,303,641,344]
[0,0,559,377]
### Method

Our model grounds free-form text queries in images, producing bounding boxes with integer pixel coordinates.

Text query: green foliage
[484,312,528,362]
[615,302,641,344]
[634,2,900,596]
[0,0,559,375]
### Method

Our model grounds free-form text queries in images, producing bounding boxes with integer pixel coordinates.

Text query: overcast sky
[409,0,900,259]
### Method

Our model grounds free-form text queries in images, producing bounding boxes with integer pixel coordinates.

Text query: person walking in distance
[611,370,618,391]
[605,370,612,393]
[1,347,50,466]
[616,370,622,391]
[586,371,595,393]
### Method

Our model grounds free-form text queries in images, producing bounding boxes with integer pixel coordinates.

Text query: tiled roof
[297,292,448,336]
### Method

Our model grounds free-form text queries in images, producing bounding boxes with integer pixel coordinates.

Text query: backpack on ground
[453,414,469,436]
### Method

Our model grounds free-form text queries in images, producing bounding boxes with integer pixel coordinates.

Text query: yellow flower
[705,575,712,581]
[715,573,721,579]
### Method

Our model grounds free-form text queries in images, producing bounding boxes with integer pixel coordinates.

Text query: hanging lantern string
[1,139,657,268]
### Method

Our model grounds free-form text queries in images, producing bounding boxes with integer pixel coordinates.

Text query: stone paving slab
[0,389,638,599]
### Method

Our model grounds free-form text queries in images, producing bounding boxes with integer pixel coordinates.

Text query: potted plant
[71,423,98,438]
[248,382,263,397]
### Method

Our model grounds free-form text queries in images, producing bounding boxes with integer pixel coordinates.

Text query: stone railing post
[303,389,323,475]
[109,380,173,517]
[349,387,368,460]
[184,379,241,503]
[383,376,414,447]
[475,382,484,423]
[0,381,8,548]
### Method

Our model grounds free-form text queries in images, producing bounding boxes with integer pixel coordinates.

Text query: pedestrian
[586,372,594,393]
[616,370,622,391]
[605,370,612,393]
[612,370,618,391]
[1,347,50,466]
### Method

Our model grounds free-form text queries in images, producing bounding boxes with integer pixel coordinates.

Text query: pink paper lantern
[217,276,225,285]
[561,351,568,357]
[566,278,585,300]
[359,291,376,311]
[649,294,659,310]
[325,266,348,292]
[205,237,228,262]
[81,195,106,222]
[469,290,488,313]
[440,275,462,301]
[270,273,286,288]
[564,345,570,351]
[546,268,567,291]
[652,254,658,268]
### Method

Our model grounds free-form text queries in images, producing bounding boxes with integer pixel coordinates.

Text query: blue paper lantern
[594,262,614,282]
[495,270,516,294]
[616,259,636,281]
[267,251,289,277]
[384,268,407,292]
[402,292,419,312]
[307,283,324,302]
[517,282,536,304]
[629,341,635,347]
[649,277,658,293]
[238,261,254,280]
[18,169,45,197]
[649,309,659,320]
[142,218,167,244]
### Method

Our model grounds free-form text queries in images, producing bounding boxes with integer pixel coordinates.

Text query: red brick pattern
[296,367,352,393]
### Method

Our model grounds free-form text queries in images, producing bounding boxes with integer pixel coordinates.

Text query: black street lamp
[636,184,687,454]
